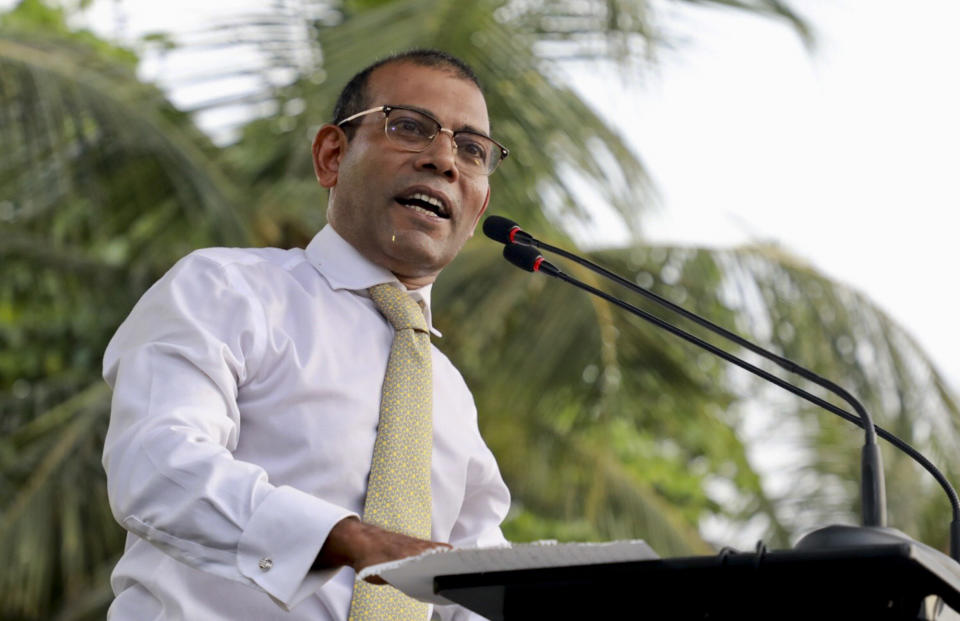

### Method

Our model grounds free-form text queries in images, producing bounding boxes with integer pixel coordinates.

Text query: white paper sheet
[357,540,658,604]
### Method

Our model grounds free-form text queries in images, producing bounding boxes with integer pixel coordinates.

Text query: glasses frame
[337,104,509,175]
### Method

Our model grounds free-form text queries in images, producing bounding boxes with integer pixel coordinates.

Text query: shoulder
[122,245,312,337]
[175,246,306,275]
[104,248,306,382]
[160,246,310,293]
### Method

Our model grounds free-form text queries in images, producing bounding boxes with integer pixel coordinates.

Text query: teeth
[411,192,444,212]
[406,203,436,217]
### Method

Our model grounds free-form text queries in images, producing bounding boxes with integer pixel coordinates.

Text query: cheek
[339,138,387,183]
[339,151,372,188]
[462,182,489,222]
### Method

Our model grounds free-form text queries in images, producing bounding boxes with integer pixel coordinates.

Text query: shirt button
[258,557,273,571]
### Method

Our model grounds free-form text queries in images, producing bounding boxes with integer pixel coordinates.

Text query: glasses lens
[454,134,502,175]
[385,109,436,149]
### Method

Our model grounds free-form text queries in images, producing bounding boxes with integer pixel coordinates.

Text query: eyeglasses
[337,105,509,176]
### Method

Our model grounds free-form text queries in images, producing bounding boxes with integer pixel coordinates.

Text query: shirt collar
[305,225,441,337]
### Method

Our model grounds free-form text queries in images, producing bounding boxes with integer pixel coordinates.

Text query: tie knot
[368,283,429,333]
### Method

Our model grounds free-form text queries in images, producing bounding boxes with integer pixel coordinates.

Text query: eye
[455,135,489,162]
[389,114,432,138]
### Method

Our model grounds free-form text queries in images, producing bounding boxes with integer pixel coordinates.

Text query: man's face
[321,62,491,287]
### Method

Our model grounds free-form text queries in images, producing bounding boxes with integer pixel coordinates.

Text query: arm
[102,253,355,609]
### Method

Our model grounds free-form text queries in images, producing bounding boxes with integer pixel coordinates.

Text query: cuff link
[258,557,274,571]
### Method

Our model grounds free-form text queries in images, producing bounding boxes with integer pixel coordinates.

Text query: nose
[415,129,459,180]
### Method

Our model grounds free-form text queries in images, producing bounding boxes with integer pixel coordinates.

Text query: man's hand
[314,517,451,584]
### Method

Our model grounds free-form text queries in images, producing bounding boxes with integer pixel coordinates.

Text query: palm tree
[2,0,956,618]
[1,2,250,618]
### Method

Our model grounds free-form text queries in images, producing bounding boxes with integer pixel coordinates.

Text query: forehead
[366,62,490,134]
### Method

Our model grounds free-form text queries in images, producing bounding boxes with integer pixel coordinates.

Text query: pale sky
[566,0,960,393]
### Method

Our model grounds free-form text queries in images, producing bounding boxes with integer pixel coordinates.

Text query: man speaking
[101,49,511,620]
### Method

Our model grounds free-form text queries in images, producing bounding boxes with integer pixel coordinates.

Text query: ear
[468,187,491,236]
[312,124,347,188]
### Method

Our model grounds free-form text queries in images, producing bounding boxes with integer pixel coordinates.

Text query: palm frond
[716,244,960,548]
[0,383,120,620]
[1,11,255,616]
[0,33,248,245]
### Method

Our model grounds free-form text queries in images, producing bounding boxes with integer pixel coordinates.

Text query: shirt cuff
[236,485,357,610]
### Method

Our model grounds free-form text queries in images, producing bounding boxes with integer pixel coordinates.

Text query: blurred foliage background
[1,0,958,618]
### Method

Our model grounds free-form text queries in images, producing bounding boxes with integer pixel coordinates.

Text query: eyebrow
[401,104,492,139]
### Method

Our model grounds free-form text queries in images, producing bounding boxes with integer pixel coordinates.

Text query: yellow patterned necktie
[348,283,433,621]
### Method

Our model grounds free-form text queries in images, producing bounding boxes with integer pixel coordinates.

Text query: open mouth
[395,192,450,219]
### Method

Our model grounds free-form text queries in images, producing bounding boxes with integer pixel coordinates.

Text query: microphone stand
[491,226,960,564]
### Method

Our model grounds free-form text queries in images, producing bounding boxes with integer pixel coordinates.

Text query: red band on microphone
[508,226,520,243]
[533,257,543,272]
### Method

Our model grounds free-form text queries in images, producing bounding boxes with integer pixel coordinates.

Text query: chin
[387,243,451,279]
[391,247,444,274]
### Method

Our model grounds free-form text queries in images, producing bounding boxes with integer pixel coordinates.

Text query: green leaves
[0,384,119,620]
[1,10,251,616]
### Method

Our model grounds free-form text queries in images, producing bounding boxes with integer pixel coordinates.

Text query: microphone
[488,216,960,562]
[503,242,560,276]
[484,215,534,245]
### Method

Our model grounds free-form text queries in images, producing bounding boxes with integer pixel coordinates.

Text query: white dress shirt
[102,225,510,620]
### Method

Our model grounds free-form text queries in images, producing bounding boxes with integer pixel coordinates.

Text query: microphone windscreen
[483,215,520,244]
[503,243,542,272]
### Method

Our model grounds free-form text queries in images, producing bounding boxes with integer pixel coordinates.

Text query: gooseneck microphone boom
[490,216,960,562]
[487,216,885,432]
[488,215,885,529]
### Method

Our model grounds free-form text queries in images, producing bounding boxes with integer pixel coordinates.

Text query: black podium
[434,542,960,620]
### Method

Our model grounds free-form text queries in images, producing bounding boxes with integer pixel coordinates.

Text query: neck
[394,272,434,290]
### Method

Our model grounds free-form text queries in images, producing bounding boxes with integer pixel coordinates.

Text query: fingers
[354,526,449,569]
[359,537,450,583]
[315,517,453,578]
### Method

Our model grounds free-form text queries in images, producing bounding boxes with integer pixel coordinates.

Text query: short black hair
[331,49,482,134]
